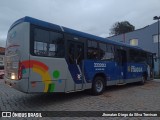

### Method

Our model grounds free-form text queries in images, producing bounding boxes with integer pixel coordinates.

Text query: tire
[139,75,146,85]
[91,76,105,95]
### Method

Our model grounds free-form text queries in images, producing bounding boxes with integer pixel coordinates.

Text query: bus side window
[34,28,49,56]
[99,43,114,61]
[129,50,147,63]
[77,44,84,64]
[49,31,64,57]
[87,40,99,59]
[33,28,64,58]
[99,43,106,60]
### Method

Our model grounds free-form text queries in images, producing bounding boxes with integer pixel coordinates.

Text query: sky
[0,0,160,47]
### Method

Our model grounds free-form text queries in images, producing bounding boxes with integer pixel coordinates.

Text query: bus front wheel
[92,76,105,95]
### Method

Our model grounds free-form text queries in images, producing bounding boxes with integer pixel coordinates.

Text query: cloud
[0,34,6,47]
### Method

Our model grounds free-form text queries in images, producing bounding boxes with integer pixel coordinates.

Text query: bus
[4,16,154,95]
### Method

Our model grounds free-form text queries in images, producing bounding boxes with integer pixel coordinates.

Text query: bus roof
[9,16,151,53]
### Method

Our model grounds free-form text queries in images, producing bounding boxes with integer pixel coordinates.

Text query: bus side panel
[27,56,74,93]
[83,60,118,85]
[125,63,147,82]
[83,60,148,86]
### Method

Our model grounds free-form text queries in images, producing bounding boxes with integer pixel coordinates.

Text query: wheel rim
[95,80,103,92]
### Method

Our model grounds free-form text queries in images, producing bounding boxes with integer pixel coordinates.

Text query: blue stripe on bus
[83,60,147,82]
[9,16,62,32]
[67,59,148,84]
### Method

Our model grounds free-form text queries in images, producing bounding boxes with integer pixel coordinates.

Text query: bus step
[117,83,126,85]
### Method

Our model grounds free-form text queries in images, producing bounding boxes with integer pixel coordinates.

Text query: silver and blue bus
[4,16,154,95]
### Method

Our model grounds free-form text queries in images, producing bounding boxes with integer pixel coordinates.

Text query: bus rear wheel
[139,75,147,85]
[92,76,105,95]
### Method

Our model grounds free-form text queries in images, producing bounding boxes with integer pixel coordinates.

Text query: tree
[110,21,135,35]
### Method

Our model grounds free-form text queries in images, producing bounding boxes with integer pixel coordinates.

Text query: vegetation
[110,21,135,35]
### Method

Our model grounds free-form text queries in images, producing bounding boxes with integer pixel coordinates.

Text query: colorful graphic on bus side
[21,60,60,92]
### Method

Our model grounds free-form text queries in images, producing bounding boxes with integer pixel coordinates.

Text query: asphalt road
[0,79,160,120]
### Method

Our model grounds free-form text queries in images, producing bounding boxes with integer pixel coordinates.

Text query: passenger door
[117,49,127,84]
[67,40,85,90]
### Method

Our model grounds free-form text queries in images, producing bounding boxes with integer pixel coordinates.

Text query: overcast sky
[0,0,160,47]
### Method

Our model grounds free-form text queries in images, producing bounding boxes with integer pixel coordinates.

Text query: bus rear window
[33,28,64,58]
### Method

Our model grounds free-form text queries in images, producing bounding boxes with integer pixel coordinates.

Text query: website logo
[2,112,11,117]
